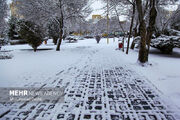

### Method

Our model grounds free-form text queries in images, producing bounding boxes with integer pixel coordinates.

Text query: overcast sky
[7,0,11,4]
[86,0,106,20]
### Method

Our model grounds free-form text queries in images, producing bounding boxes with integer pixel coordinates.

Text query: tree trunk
[136,0,148,63]
[130,40,135,49]
[138,22,148,63]
[33,47,37,52]
[56,25,63,51]
[126,3,135,54]
[56,0,64,51]
[122,37,125,52]
[53,38,58,45]
[146,0,157,60]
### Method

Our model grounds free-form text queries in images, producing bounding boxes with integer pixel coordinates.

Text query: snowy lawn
[0,39,93,87]
[0,38,180,109]
[126,47,180,109]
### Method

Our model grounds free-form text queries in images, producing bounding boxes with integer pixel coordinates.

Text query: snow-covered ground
[0,38,180,119]
[118,46,180,109]
[0,40,90,87]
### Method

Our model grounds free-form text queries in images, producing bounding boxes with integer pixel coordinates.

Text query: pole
[107,0,109,44]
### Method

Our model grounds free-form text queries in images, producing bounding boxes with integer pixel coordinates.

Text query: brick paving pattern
[1,67,178,120]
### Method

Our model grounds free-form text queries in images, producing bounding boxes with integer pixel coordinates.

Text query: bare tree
[126,0,136,54]
[146,0,157,59]
[171,5,180,30]
[155,0,178,32]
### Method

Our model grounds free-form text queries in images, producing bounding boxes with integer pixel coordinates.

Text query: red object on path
[118,43,123,49]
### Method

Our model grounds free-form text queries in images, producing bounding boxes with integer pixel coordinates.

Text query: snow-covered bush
[163,29,180,36]
[65,36,78,43]
[133,36,141,48]
[151,35,180,54]
[133,29,180,54]
[18,20,43,52]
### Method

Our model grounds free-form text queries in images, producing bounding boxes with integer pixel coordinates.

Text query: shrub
[18,20,43,52]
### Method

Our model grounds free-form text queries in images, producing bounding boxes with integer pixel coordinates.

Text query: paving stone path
[51,67,178,120]
[0,46,179,120]
[1,67,179,120]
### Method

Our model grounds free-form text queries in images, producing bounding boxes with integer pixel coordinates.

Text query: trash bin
[118,43,123,49]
